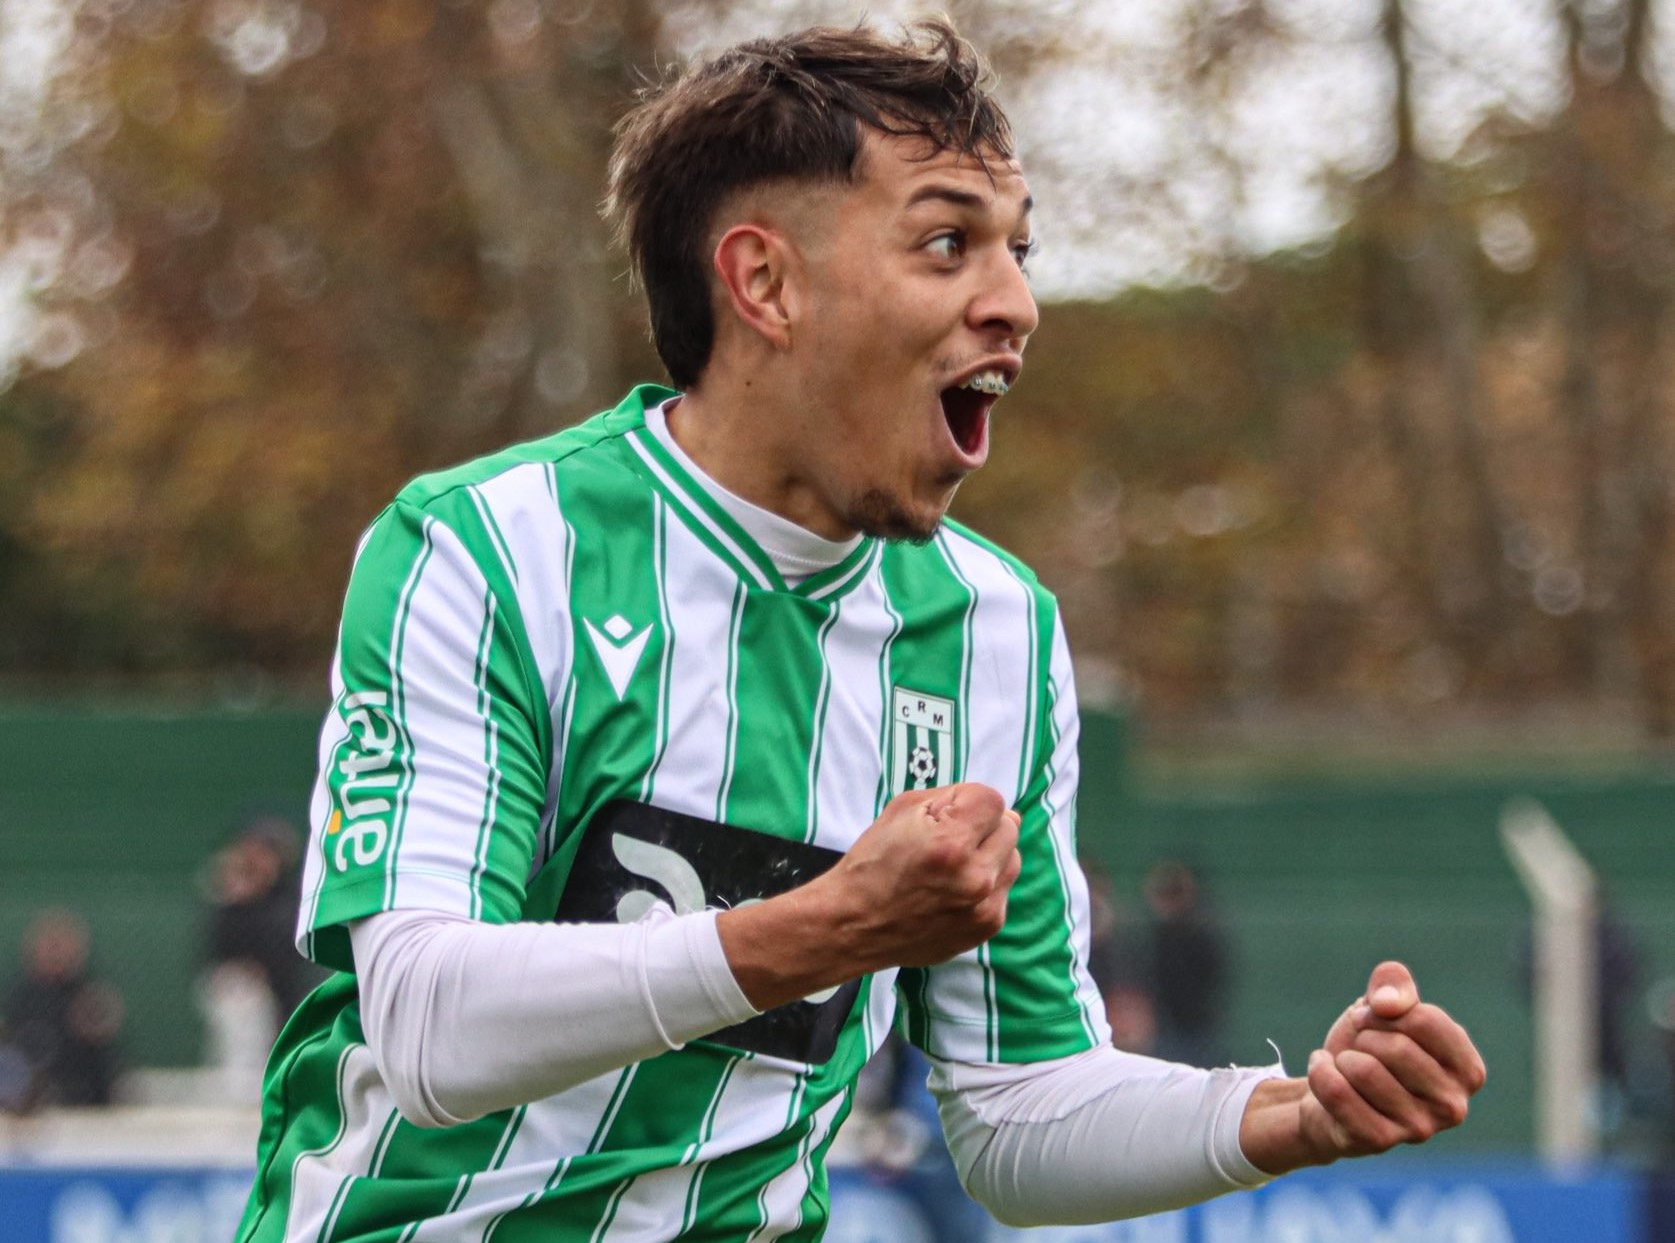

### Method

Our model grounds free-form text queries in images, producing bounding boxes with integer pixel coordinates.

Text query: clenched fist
[1241,961,1487,1174]
[716,783,1021,1011]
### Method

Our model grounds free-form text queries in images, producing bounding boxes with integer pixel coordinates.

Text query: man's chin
[845,489,945,545]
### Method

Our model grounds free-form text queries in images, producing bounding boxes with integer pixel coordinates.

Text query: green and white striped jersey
[237,384,1106,1243]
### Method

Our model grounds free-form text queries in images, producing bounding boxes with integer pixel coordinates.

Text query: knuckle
[923,837,965,873]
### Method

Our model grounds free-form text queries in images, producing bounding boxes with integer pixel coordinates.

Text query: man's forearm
[932,1047,1283,1226]
[352,907,758,1127]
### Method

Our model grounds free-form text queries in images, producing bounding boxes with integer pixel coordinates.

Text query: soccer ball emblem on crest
[908,745,938,783]
[890,687,955,795]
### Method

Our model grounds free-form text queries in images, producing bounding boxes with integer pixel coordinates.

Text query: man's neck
[665,384,854,542]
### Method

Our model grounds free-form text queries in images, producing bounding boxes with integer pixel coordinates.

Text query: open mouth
[939,370,1010,457]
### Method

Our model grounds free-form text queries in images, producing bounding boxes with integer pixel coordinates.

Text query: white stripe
[802,605,841,845]
[863,968,901,1059]
[381,516,438,912]
[625,431,774,590]
[475,464,575,873]
[716,581,747,820]
[281,1045,395,1243]
[472,465,573,712]
[746,1088,850,1242]
[998,559,1040,788]
[468,591,502,921]
[633,516,738,818]
[386,519,500,917]
[545,466,580,866]
[872,581,904,817]
[639,497,675,801]
[809,558,896,852]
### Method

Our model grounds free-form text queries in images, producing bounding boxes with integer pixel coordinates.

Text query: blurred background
[3,0,1675,1239]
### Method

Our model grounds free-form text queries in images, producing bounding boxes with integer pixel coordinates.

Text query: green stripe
[468,483,520,586]
[718,592,829,844]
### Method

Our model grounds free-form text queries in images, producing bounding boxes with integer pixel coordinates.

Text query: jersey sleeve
[897,605,1112,1064]
[295,497,552,972]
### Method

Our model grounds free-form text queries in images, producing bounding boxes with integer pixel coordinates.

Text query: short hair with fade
[604,18,1014,389]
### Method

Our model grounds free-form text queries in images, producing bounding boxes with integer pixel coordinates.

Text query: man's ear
[713,224,795,352]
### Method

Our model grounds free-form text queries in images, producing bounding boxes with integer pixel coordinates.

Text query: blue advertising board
[0,1160,1644,1243]
[833,1161,1640,1243]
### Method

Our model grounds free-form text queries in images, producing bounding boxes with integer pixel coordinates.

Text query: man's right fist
[820,783,1022,970]
[715,783,1021,1012]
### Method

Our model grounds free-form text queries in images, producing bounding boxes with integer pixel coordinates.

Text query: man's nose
[973,250,1040,345]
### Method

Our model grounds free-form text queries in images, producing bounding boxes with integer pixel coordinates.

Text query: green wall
[0,706,324,1071]
[1,703,1670,1156]
[1076,753,1675,1157]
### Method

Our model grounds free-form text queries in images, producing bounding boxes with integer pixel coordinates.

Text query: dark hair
[605,19,1014,389]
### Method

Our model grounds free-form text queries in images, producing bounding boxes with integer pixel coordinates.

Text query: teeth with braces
[961,371,1010,396]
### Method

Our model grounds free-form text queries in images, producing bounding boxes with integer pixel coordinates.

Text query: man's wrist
[714,880,863,1011]
[1239,1076,1333,1176]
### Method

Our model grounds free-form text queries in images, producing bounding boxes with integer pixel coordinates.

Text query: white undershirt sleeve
[929,1045,1285,1226]
[351,906,760,1128]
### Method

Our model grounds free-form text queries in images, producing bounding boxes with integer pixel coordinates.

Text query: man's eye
[927,232,965,261]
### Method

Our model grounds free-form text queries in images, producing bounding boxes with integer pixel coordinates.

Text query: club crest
[890,687,955,795]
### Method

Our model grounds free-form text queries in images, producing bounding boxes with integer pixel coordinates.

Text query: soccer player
[236,21,1484,1243]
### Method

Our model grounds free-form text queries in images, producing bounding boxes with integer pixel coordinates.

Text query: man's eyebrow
[905,185,1035,223]
[906,185,984,210]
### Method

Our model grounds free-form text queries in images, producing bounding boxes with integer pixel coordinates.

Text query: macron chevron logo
[583,614,653,701]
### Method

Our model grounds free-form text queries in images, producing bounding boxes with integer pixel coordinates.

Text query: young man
[236,21,1484,1243]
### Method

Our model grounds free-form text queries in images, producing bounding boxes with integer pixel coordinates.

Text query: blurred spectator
[199,817,313,1074]
[1081,858,1157,1053]
[1143,859,1230,1066]
[3,909,124,1106]
[1651,977,1675,1166]
[847,1029,992,1243]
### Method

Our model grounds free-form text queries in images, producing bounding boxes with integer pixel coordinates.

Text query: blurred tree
[0,0,665,681]
[7,0,1675,744]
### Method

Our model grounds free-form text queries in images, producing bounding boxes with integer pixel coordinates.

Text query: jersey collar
[616,385,878,601]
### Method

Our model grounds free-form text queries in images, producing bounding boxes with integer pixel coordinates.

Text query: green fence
[1,703,1670,1155]
[1076,743,1675,1157]
[0,705,324,1078]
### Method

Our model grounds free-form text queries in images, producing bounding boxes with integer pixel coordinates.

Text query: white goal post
[1499,797,1599,1165]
